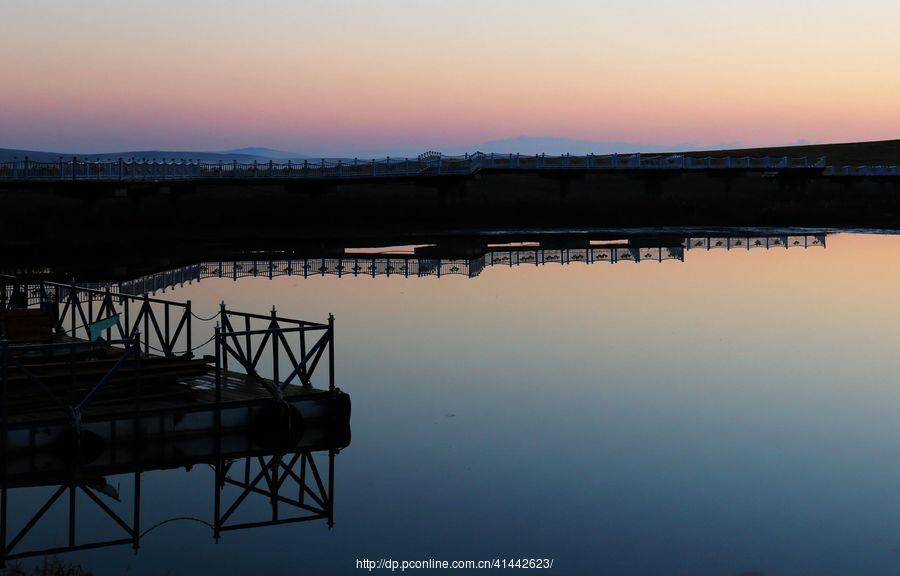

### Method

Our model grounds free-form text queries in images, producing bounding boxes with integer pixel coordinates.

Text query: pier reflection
[0,424,349,569]
[107,232,827,294]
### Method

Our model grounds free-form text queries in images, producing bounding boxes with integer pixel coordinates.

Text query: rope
[140,516,214,538]
[144,332,217,354]
[190,310,220,322]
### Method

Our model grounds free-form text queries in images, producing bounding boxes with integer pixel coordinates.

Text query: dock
[1,276,350,453]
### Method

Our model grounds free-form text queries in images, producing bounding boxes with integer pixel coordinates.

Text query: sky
[1,0,899,155]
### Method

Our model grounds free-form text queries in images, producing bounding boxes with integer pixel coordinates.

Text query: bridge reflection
[0,425,348,569]
[108,233,827,295]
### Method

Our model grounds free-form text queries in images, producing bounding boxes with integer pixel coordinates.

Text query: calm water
[6,232,900,575]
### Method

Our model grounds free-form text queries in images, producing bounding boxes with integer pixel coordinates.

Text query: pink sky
[2,0,899,154]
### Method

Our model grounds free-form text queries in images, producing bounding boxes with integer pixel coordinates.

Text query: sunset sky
[2,0,899,155]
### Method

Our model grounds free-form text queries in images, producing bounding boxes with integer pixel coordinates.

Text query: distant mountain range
[218,147,309,159]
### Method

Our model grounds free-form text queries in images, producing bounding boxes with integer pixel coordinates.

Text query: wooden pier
[1,276,350,454]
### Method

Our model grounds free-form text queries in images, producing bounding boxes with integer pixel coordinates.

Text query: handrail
[0,153,848,182]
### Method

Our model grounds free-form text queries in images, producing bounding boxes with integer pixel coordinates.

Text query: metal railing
[0,153,832,182]
[823,165,900,176]
[216,305,335,397]
[3,278,336,389]
[36,281,193,357]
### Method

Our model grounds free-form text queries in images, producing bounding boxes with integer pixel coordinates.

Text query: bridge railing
[823,165,900,176]
[0,154,838,181]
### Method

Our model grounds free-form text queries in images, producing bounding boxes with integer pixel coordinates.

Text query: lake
[4,230,900,575]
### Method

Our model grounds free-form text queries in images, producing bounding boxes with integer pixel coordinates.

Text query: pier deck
[2,277,348,452]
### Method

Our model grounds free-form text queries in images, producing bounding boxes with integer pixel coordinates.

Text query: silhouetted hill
[220,147,309,159]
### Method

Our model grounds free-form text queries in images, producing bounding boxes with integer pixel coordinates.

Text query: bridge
[87,234,827,295]
[2,153,880,183]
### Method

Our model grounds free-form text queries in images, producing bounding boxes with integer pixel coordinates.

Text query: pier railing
[38,281,194,358]
[4,280,336,394]
[216,306,335,395]
[0,153,831,182]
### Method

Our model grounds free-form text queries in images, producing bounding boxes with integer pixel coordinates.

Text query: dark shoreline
[3,169,900,249]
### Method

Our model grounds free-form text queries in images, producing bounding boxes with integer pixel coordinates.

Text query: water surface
[6,231,900,575]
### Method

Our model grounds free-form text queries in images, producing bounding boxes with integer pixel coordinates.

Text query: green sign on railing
[89,313,120,342]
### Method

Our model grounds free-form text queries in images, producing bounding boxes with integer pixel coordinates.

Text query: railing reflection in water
[0,426,347,569]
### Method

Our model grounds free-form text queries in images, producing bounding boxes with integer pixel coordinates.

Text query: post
[59,156,65,180]
[214,325,222,434]
[328,314,335,391]
[133,332,142,431]
[271,306,279,386]
[185,300,192,355]
[142,293,149,356]
[164,302,171,356]
[70,281,77,335]
[23,156,29,179]
[1,339,8,470]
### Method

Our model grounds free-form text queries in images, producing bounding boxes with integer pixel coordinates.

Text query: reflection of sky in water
[10,233,900,575]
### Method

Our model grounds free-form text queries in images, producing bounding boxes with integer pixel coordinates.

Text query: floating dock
[1,276,350,453]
